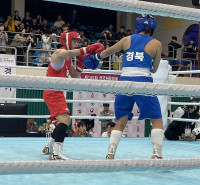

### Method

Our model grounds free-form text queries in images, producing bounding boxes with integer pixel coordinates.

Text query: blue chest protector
[122,34,154,71]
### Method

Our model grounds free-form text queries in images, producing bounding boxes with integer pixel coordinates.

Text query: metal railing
[26,48,56,66]
[0,45,17,60]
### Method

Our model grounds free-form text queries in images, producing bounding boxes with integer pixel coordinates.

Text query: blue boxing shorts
[115,76,162,120]
[168,60,180,66]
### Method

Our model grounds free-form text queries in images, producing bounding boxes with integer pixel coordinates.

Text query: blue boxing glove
[83,52,102,70]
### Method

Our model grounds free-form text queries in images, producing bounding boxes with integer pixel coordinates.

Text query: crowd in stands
[0,9,130,68]
[0,9,199,72]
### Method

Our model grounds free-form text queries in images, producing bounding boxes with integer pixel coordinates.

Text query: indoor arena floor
[0,137,200,185]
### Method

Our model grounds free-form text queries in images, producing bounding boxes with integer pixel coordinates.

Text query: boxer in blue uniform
[84,15,163,159]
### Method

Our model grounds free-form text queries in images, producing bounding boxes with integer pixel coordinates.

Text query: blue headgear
[134,15,157,36]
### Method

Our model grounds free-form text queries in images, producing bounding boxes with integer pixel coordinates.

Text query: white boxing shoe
[49,142,71,160]
[42,137,55,154]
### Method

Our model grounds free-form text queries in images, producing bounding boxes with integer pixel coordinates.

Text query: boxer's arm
[69,65,81,78]
[151,41,162,73]
[99,38,125,59]
[83,38,125,69]
[51,49,82,63]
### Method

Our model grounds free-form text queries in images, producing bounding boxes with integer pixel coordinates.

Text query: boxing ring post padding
[152,60,169,130]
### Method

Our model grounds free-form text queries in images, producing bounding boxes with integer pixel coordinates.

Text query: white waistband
[121,67,151,77]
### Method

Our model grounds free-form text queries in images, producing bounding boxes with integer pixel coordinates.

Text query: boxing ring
[0,1,200,184]
[0,66,200,173]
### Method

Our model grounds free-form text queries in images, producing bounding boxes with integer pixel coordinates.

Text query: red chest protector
[46,58,72,78]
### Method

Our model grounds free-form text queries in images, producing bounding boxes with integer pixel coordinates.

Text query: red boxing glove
[79,43,104,55]
[76,54,89,72]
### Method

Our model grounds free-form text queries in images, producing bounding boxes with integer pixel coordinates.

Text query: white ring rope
[0,114,198,123]
[1,152,199,174]
[0,74,200,97]
[1,158,200,174]
[168,117,200,122]
[0,115,117,119]
[0,98,114,104]
[0,65,47,70]
[45,0,200,21]
[168,102,200,106]
[1,65,200,75]
[169,70,200,75]
[2,98,200,106]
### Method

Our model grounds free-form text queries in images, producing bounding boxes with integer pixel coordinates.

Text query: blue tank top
[122,34,154,71]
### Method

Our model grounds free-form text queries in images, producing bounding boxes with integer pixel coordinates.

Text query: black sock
[54,123,67,142]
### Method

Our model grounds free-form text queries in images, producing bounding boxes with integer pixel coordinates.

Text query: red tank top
[46,58,72,78]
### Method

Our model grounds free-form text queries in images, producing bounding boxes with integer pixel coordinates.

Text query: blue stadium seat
[87,26,94,31]
[91,39,98,43]
[79,25,86,30]
[0,17,4,22]
[47,22,54,27]
[94,32,102,38]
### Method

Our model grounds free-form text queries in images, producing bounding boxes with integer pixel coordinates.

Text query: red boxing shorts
[43,90,70,120]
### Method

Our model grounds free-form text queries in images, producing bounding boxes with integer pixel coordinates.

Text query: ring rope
[1,65,200,75]
[0,98,115,104]
[168,102,200,106]
[0,114,198,123]
[0,115,117,119]
[0,74,200,97]
[169,70,200,75]
[2,98,200,106]
[45,0,200,21]
[0,65,47,70]
[1,158,200,174]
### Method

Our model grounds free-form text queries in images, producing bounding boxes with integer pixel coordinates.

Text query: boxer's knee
[56,113,71,126]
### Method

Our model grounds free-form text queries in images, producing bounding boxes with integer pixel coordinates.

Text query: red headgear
[59,31,80,50]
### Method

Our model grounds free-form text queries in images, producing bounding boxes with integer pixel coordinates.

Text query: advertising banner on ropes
[0,54,16,103]
[72,72,145,137]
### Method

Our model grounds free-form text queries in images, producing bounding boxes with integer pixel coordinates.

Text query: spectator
[4,15,18,32]
[16,22,25,32]
[101,30,116,47]
[102,121,116,137]
[182,37,197,70]
[69,9,79,29]
[62,24,69,32]
[165,98,200,141]
[99,103,114,134]
[26,118,39,132]
[107,24,116,38]
[72,121,92,137]
[10,28,28,64]
[39,28,57,67]
[13,10,21,26]
[0,24,8,54]
[29,17,41,34]
[22,11,32,31]
[79,30,90,47]
[116,26,127,40]
[127,29,132,36]
[71,119,82,136]
[40,19,51,34]
[100,30,116,70]
[36,14,42,26]
[53,15,65,35]
[168,36,183,71]
[83,114,96,137]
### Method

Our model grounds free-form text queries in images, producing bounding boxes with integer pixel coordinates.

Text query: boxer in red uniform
[42,31,104,160]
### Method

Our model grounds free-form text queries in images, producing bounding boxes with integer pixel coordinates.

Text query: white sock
[107,130,122,156]
[46,137,55,147]
[151,128,164,157]
[151,128,164,146]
